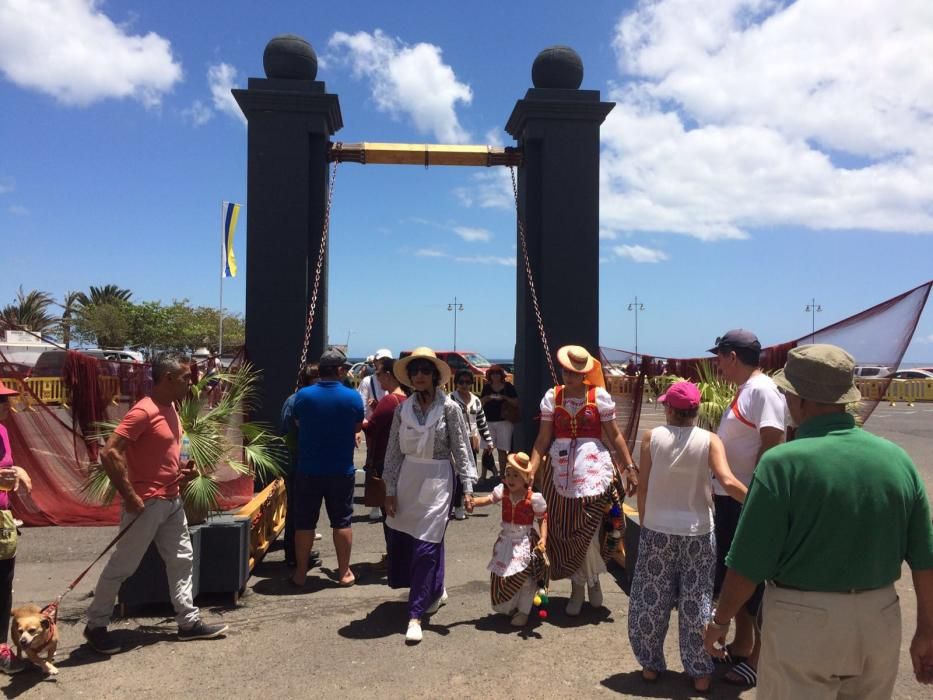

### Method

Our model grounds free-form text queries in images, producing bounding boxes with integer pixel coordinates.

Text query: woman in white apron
[383,347,476,643]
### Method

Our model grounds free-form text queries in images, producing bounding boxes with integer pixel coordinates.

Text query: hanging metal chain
[296,143,342,390]
[510,165,558,385]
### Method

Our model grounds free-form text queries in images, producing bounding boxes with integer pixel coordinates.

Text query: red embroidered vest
[501,492,536,525]
[553,385,601,439]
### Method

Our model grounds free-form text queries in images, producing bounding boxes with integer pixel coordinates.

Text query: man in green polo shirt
[704,344,933,697]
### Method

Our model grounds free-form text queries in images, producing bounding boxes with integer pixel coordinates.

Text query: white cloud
[182,99,212,126]
[0,0,182,107]
[7,205,28,217]
[453,255,515,267]
[454,169,514,210]
[0,177,13,195]
[328,29,472,143]
[613,244,669,263]
[453,226,492,242]
[601,0,933,240]
[415,248,446,258]
[208,63,245,124]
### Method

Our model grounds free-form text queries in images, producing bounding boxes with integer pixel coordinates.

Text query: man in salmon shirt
[84,354,228,655]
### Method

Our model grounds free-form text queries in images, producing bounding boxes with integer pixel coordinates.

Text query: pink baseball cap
[658,381,701,410]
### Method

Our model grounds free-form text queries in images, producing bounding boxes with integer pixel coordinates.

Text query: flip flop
[712,644,749,665]
[724,661,757,688]
[337,576,356,588]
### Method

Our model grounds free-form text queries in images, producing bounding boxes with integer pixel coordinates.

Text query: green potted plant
[84,363,287,523]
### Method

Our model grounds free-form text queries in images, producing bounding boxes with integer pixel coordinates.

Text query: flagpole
[219,200,225,358]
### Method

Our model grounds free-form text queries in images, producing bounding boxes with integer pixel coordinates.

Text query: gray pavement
[3,403,933,698]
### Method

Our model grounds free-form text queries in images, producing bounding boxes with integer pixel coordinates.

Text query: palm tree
[84,363,286,521]
[0,286,56,334]
[76,284,132,307]
[58,290,83,349]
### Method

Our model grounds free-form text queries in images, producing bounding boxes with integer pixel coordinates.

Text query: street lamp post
[448,297,464,350]
[627,296,645,368]
[804,298,822,343]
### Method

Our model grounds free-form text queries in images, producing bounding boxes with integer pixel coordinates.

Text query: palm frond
[182,475,220,516]
[81,463,117,505]
[240,421,288,481]
[696,360,735,431]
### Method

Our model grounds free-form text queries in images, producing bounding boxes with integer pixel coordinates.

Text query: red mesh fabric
[600,281,932,440]
[0,349,253,526]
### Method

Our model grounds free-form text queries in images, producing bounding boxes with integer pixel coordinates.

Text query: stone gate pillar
[233,35,342,425]
[505,47,614,451]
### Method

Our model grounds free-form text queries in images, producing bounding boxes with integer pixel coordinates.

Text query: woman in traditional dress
[469,451,548,627]
[383,347,476,643]
[528,345,637,616]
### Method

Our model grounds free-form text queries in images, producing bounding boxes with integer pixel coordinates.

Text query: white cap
[374,348,394,360]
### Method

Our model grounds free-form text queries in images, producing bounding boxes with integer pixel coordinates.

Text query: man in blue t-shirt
[289,349,364,588]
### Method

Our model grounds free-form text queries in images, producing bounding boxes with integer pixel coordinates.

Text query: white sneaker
[425,588,448,614]
[368,507,382,521]
[588,580,603,608]
[566,583,585,616]
[453,507,466,520]
[405,620,423,643]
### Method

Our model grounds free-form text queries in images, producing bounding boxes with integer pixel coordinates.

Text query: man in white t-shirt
[708,329,787,688]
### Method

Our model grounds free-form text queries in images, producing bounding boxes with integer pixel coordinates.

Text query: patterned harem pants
[627,527,716,678]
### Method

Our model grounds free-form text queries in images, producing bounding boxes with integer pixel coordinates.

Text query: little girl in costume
[468,452,548,626]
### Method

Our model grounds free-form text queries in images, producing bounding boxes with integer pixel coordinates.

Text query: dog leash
[41,474,186,624]
[40,513,142,624]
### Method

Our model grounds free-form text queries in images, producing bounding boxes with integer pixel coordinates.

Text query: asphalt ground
[3,402,932,699]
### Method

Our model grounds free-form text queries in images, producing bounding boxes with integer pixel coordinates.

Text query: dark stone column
[233,35,342,425]
[505,46,614,451]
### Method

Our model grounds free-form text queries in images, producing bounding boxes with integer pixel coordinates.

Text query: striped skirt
[540,457,622,581]
[489,531,550,607]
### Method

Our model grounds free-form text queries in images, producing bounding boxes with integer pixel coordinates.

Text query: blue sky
[2,0,932,362]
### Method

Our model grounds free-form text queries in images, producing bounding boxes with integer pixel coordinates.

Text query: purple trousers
[386,527,445,620]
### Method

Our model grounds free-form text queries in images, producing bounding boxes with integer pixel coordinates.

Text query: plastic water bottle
[180,433,191,466]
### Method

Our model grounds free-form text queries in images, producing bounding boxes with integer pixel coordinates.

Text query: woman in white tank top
[627,382,747,694]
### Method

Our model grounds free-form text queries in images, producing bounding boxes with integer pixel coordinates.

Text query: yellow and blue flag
[222,201,240,278]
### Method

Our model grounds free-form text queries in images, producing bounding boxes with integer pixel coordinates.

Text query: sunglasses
[407,361,435,376]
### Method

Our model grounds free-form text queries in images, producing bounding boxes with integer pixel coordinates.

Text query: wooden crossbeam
[329,142,522,167]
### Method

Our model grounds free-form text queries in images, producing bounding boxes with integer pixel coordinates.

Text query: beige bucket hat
[772,344,862,404]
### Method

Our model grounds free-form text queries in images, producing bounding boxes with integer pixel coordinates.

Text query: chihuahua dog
[10,605,58,675]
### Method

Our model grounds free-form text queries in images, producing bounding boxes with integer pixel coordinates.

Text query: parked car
[853,365,892,378]
[887,369,933,380]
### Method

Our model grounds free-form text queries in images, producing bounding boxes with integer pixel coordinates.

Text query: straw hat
[394,347,452,388]
[505,451,534,481]
[557,345,596,374]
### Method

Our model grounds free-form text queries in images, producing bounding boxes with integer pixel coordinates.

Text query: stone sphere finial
[531,46,583,89]
[263,34,318,80]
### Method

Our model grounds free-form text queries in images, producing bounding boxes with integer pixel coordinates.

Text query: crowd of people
[0,333,931,699]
